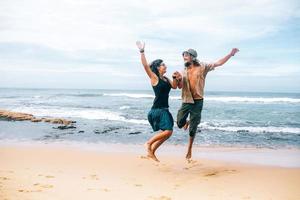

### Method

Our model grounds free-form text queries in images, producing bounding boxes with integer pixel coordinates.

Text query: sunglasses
[182,52,191,57]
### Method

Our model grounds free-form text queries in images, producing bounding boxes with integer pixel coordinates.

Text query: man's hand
[230,48,239,56]
[172,71,182,81]
[136,41,145,52]
[172,71,178,79]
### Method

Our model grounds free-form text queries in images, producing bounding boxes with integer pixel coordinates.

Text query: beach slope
[0,145,299,200]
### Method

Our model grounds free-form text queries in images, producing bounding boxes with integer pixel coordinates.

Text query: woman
[136,41,181,162]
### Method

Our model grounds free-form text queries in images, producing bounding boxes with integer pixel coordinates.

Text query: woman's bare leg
[144,130,172,162]
[151,133,171,154]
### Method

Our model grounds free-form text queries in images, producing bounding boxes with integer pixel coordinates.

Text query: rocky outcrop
[0,109,75,125]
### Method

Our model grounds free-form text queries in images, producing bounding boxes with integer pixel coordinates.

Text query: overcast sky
[0,0,299,92]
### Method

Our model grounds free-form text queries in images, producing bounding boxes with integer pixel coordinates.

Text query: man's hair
[150,59,163,77]
[192,59,200,66]
[185,59,200,67]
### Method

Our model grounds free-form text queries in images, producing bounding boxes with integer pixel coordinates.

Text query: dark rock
[237,130,249,133]
[53,125,76,130]
[0,109,76,125]
[31,118,42,122]
[129,131,142,135]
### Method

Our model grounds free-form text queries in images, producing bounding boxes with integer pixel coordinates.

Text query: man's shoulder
[198,61,207,67]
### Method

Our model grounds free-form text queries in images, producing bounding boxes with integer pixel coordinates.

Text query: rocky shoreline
[0,109,75,126]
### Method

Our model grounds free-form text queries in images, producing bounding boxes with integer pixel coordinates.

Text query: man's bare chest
[187,67,204,79]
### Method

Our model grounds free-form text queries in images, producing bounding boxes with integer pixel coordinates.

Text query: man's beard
[184,61,192,67]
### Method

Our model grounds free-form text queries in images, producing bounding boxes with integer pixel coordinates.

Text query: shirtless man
[177,48,239,160]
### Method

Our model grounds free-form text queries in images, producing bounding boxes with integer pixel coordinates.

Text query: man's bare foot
[183,121,189,130]
[147,151,160,162]
[185,151,192,161]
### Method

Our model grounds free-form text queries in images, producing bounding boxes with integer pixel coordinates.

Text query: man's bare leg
[183,120,189,130]
[186,136,195,160]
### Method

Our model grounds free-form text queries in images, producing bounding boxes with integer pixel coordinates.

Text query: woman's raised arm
[136,41,156,79]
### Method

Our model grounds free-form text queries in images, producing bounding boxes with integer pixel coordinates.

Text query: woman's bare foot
[183,121,189,130]
[147,151,160,162]
[144,142,151,154]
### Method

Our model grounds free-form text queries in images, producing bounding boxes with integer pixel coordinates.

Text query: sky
[0,0,299,92]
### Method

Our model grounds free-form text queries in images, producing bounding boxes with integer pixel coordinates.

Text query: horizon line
[0,87,299,94]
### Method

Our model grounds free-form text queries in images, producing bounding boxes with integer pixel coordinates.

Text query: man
[176,48,239,160]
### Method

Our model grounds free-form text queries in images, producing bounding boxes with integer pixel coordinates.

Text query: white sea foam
[200,122,300,134]
[205,96,300,103]
[102,93,300,103]
[119,106,130,110]
[103,93,154,98]
[171,95,300,104]
[11,107,148,125]
[9,107,300,134]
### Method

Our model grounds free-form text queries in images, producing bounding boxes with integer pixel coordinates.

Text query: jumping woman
[136,41,181,162]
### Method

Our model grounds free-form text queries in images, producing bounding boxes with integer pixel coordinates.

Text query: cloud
[0,0,299,91]
[0,0,299,50]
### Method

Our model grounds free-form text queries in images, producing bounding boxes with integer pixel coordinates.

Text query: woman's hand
[136,41,145,52]
[172,71,182,81]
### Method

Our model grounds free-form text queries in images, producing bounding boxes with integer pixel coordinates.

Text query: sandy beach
[1,144,299,200]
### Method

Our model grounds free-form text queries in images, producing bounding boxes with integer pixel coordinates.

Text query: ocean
[0,88,300,149]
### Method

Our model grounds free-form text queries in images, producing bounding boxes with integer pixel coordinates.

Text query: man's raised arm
[213,48,239,68]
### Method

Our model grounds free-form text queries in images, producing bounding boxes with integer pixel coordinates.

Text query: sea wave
[9,107,300,134]
[200,122,300,134]
[11,107,148,125]
[205,97,300,103]
[119,106,130,110]
[103,93,154,98]
[55,93,103,97]
[2,92,299,104]
[101,93,300,103]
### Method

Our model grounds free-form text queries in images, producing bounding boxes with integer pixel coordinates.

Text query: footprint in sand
[45,175,55,178]
[159,167,172,172]
[83,174,100,180]
[0,177,10,181]
[90,174,100,180]
[183,163,200,170]
[18,189,43,193]
[33,183,54,189]
[41,184,53,189]
[37,174,55,179]
[204,169,237,177]
[173,184,180,190]
[148,195,172,200]
[102,188,110,192]
[0,170,14,174]
[204,171,219,177]
[87,187,110,192]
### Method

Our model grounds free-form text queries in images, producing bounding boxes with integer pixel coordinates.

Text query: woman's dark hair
[150,59,163,76]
